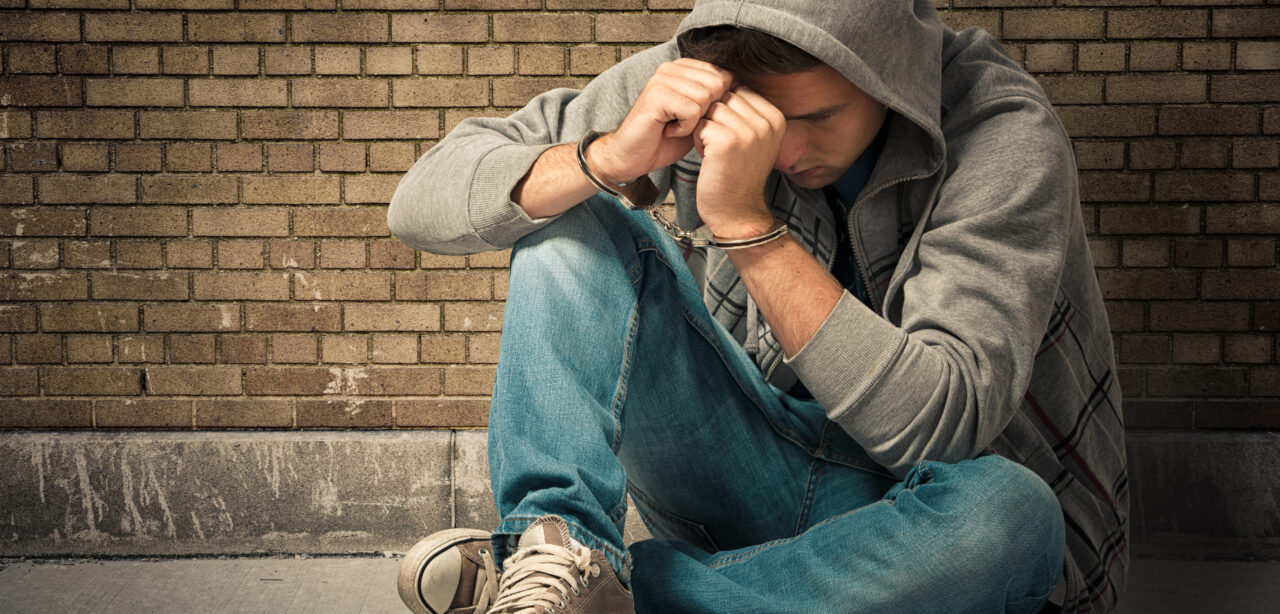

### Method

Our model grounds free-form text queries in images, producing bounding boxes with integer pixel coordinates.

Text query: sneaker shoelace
[487,543,601,614]
[474,547,500,612]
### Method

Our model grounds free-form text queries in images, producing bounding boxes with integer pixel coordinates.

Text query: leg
[629,455,1065,614]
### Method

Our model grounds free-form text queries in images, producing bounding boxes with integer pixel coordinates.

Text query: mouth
[789,167,822,179]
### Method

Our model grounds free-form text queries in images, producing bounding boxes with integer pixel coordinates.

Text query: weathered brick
[1106,75,1205,104]
[443,302,503,331]
[1171,334,1220,365]
[84,77,183,106]
[84,13,182,42]
[1097,270,1197,300]
[293,271,390,301]
[1076,42,1124,72]
[95,399,192,429]
[0,177,36,205]
[342,110,440,141]
[141,175,238,204]
[190,78,287,106]
[239,0,334,8]
[570,45,618,76]
[192,207,291,237]
[1078,172,1149,202]
[92,271,188,300]
[292,78,390,107]
[169,334,216,363]
[268,240,316,269]
[367,47,414,75]
[43,366,143,396]
[9,238,59,269]
[113,46,160,74]
[142,303,239,332]
[344,175,400,204]
[392,14,488,43]
[297,399,393,428]
[162,46,209,75]
[36,303,127,335]
[319,142,367,171]
[188,14,286,43]
[1099,205,1199,235]
[1234,140,1279,169]
[266,143,314,172]
[242,176,340,204]
[467,332,501,364]
[1180,140,1229,169]
[222,334,268,363]
[321,335,367,363]
[493,14,590,43]
[343,366,442,395]
[1120,334,1169,365]
[193,272,291,300]
[371,334,417,363]
[17,334,63,364]
[1150,302,1250,332]
[1053,106,1155,138]
[1107,9,1207,39]
[493,77,587,107]
[344,304,440,332]
[211,46,259,75]
[319,239,366,268]
[115,143,163,171]
[1211,75,1280,104]
[218,239,266,268]
[293,207,389,236]
[139,110,237,139]
[1182,41,1231,72]
[146,366,242,395]
[195,399,293,427]
[0,272,87,300]
[241,110,338,139]
[1212,8,1280,39]
[1236,42,1280,72]
[467,45,514,76]
[89,207,186,237]
[417,45,464,75]
[9,142,58,172]
[0,13,81,42]
[444,365,495,395]
[1121,238,1169,267]
[1128,41,1178,72]
[0,400,92,428]
[518,46,565,76]
[420,333,465,363]
[370,240,415,269]
[1154,172,1254,202]
[0,77,81,106]
[66,334,113,363]
[596,14,684,43]
[1158,106,1258,137]
[264,46,311,75]
[446,0,535,7]
[35,110,132,139]
[936,10,1000,39]
[39,174,134,205]
[118,334,165,363]
[62,142,110,171]
[0,368,40,396]
[1225,334,1273,364]
[1147,367,1246,398]
[293,14,388,43]
[9,44,57,74]
[271,334,317,363]
[391,78,488,107]
[1073,141,1124,170]
[217,143,263,172]
[244,366,338,395]
[395,398,487,428]
[115,239,164,268]
[245,303,342,331]
[165,142,213,172]
[167,239,215,269]
[1174,238,1222,268]
[1004,10,1103,40]
[315,46,361,74]
[1037,75,1102,105]
[1203,271,1280,301]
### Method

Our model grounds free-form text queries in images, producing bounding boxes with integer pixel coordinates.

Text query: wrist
[707,212,778,242]
[584,133,637,187]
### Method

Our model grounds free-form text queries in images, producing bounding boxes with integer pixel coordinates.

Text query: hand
[692,86,786,239]
[587,59,733,185]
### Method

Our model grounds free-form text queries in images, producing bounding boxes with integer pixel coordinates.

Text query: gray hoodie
[389,1,1128,611]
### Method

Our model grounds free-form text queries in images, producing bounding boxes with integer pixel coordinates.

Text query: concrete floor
[0,556,1276,613]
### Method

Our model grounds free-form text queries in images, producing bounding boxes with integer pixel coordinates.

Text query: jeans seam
[627,480,720,552]
[794,457,823,536]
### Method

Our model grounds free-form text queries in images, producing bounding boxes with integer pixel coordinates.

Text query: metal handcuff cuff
[576,129,790,251]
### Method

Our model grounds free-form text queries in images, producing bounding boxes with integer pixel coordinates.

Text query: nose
[774,124,805,172]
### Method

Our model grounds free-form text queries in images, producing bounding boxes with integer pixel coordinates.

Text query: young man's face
[738,64,889,191]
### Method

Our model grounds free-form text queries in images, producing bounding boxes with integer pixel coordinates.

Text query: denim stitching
[794,457,824,536]
[627,480,719,552]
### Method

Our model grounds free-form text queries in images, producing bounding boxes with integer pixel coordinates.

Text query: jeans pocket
[627,481,720,554]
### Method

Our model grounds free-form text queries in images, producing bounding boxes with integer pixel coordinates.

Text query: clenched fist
[691,86,785,240]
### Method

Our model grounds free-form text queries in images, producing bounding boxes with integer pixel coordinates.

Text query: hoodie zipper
[848,171,932,315]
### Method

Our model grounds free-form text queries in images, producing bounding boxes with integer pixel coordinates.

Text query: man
[388,1,1127,613]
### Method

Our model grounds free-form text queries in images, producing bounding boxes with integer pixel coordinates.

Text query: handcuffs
[576,129,790,251]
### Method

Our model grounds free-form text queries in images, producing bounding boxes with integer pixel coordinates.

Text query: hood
[676,0,947,181]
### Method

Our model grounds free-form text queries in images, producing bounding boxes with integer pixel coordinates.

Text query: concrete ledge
[1,430,1276,559]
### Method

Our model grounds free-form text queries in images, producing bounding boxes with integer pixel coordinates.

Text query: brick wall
[0,1,1276,432]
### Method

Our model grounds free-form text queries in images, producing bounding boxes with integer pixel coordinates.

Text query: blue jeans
[487,195,1064,613]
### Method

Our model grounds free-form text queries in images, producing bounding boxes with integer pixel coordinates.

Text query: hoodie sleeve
[784,96,1076,477]
[388,42,678,255]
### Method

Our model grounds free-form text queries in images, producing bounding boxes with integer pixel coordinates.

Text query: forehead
[738,64,867,116]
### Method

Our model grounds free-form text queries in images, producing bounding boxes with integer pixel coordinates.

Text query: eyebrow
[784,103,849,121]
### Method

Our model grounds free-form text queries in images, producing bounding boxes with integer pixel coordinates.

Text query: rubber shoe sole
[397,528,493,614]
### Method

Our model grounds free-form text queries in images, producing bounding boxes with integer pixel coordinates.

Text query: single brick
[342,110,439,140]
[1171,334,1220,365]
[188,14,287,43]
[0,272,88,300]
[1154,171,1253,202]
[89,207,186,237]
[211,46,260,75]
[494,14,590,43]
[1211,75,1280,104]
[216,143,263,172]
[218,239,266,269]
[1237,42,1280,71]
[468,46,515,75]
[9,238,58,269]
[1212,8,1280,38]
[268,240,316,269]
[444,365,496,395]
[115,143,163,171]
[468,332,501,364]
[17,334,63,364]
[114,239,165,268]
[518,46,565,75]
[190,78,287,106]
[343,366,442,395]
[0,305,38,332]
[293,14,388,43]
[139,110,238,139]
[242,176,340,205]
[1234,140,1280,169]
[1128,42,1178,72]
[40,174,135,204]
[40,301,136,330]
[0,400,92,428]
[392,78,488,107]
[319,239,366,268]
[66,334,113,363]
[146,366,242,395]
[1182,42,1231,72]
[64,240,113,269]
[1147,368,1246,398]
[271,334,317,363]
[417,45,463,75]
[1151,302,1250,332]
[239,0,335,8]
[43,366,143,396]
[1036,75,1102,105]
[369,240,415,269]
[344,304,440,332]
[420,333,465,363]
[1227,239,1276,267]
[118,335,165,363]
[1129,141,1177,170]
[1073,141,1124,170]
[493,77,587,107]
[1224,335,1273,364]
[9,44,57,74]
[371,334,417,364]
[1107,9,1207,39]
[59,45,109,74]
[0,77,82,107]
[165,142,213,172]
[242,110,338,139]
[392,13,488,43]
[169,334,217,363]
[89,271,186,300]
[1180,140,1229,169]
[297,398,392,428]
[596,14,684,43]
[61,142,109,171]
[162,46,209,74]
[245,303,342,331]
[85,13,183,42]
[1099,205,1200,235]
[367,47,414,75]
[446,0,536,7]
[570,45,617,76]
[315,46,361,74]
[141,175,238,204]
[1077,172,1150,202]
[1173,238,1222,268]
[1106,74,1205,104]
[264,46,312,75]
[266,142,315,172]
[937,11,1000,40]
[0,177,36,205]
[443,302,503,332]
[1203,271,1280,301]
[293,207,389,236]
[1075,43,1123,72]
[1004,9,1103,40]
[142,301,240,330]
[293,271,390,300]
[318,142,366,171]
[221,334,268,363]
[321,335,367,363]
[0,14,81,43]
[86,77,184,106]
[36,110,133,139]
[1158,106,1258,137]
[95,399,191,429]
[395,398,487,428]
[244,366,338,395]
[1120,238,1169,268]
[345,175,400,204]
[193,271,291,301]
[0,368,39,396]
[112,46,160,74]
[292,78,389,107]
[10,142,58,172]
[192,207,290,237]
[195,399,293,427]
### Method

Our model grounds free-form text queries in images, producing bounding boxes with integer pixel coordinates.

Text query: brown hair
[676,25,823,75]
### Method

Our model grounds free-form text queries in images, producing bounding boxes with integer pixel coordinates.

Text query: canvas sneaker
[487,515,635,614]
[397,528,500,614]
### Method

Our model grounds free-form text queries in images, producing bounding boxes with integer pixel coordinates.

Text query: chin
[787,172,832,190]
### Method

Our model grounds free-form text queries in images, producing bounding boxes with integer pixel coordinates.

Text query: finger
[703,100,755,142]
[659,60,735,103]
[725,86,786,133]
[719,90,776,138]
[638,83,706,137]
